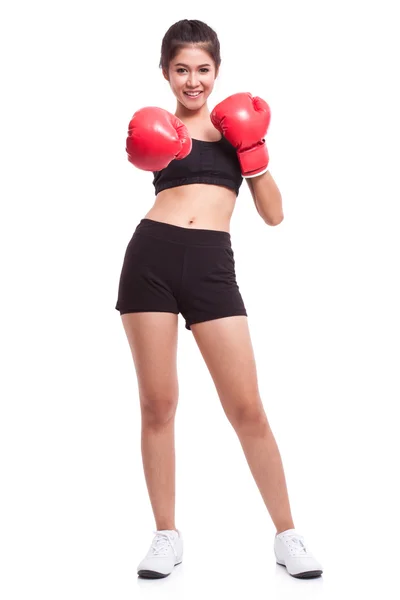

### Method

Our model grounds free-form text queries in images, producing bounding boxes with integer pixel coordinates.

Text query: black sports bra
[152,136,243,196]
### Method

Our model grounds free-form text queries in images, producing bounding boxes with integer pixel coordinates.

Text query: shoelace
[282,534,310,557]
[149,531,178,558]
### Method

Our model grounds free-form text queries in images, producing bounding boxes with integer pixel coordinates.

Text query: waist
[145,184,236,232]
[135,218,232,247]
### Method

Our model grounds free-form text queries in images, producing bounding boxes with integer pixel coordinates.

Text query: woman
[115,19,323,580]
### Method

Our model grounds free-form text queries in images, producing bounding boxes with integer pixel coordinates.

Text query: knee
[230,404,269,436]
[140,392,178,427]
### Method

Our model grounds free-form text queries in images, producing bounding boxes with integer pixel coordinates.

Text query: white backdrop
[1,1,399,598]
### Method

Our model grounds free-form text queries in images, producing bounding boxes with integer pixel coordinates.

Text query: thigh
[191,316,266,426]
[121,312,179,420]
[115,231,181,316]
[180,244,247,330]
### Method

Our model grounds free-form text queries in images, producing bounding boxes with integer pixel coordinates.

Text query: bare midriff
[143,184,236,233]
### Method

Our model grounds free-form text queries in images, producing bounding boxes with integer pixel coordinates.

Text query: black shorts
[115,218,247,331]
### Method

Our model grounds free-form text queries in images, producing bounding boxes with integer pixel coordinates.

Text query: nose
[187,71,200,88]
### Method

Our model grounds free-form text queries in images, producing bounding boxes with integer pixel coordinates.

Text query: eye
[176,67,210,74]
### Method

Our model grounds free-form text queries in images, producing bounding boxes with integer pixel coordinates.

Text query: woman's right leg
[121,311,179,532]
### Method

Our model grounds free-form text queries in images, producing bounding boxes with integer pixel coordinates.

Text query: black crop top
[152,136,243,196]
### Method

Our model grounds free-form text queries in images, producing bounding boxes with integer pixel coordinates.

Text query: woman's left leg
[191,315,295,535]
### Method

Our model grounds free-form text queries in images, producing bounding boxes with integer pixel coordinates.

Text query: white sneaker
[137,529,183,578]
[274,529,323,578]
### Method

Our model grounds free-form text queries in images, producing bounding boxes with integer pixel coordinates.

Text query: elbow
[266,213,284,226]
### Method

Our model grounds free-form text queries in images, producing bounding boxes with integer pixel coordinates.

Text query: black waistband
[135,218,232,248]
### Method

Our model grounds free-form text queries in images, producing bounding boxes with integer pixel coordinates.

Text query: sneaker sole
[138,561,182,579]
[276,562,322,579]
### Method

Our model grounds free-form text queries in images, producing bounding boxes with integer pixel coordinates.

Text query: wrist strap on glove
[238,141,269,178]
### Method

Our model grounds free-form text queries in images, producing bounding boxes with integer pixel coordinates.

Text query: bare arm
[246,171,284,226]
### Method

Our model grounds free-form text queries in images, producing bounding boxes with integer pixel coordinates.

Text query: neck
[175,101,210,121]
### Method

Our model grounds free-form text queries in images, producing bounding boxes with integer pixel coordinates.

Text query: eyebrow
[174,62,211,67]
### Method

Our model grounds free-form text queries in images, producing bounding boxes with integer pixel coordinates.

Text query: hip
[118,218,236,279]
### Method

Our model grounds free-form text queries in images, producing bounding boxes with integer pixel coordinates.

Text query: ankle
[156,524,178,532]
[275,523,295,536]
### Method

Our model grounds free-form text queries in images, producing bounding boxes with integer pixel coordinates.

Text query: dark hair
[159,19,221,74]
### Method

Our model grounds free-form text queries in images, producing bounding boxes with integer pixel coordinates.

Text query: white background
[1,0,399,598]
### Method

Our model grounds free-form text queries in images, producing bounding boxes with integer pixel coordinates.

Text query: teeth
[185,92,201,96]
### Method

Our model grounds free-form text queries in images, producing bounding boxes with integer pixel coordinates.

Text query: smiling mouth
[184,91,203,98]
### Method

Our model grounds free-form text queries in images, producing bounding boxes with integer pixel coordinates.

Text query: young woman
[115,19,323,580]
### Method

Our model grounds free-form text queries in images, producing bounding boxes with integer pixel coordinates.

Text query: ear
[162,69,169,82]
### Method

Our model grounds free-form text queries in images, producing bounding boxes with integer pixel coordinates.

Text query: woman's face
[164,45,218,111]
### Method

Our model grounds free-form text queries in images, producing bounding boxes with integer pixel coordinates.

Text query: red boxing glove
[126,107,192,171]
[211,92,271,178]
